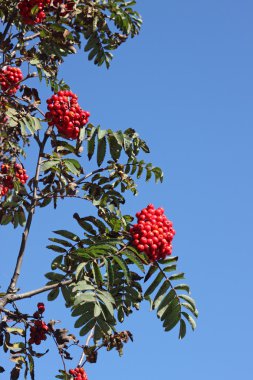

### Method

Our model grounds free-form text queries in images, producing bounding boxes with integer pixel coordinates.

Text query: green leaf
[152,280,171,310]
[174,284,190,293]
[0,214,12,225]
[159,256,178,265]
[163,305,181,332]
[157,289,177,318]
[182,311,197,330]
[181,302,199,318]
[92,262,103,287]
[97,292,114,317]
[46,245,67,253]
[53,230,80,241]
[124,249,145,273]
[113,256,130,284]
[47,287,60,301]
[94,303,101,318]
[144,265,158,282]
[74,293,96,306]
[169,273,185,281]
[64,159,81,176]
[74,311,94,328]
[144,271,164,298]
[28,355,35,380]
[97,318,112,335]
[97,136,106,166]
[179,319,187,339]
[76,263,86,280]
[160,298,179,324]
[79,319,96,336]
[178,294,196,310]
[45,272,65,281]
[48,237,73,247]
[163,264,177,273]
[87,128,96,160]
[51,255,63,270]
[105,259,114,289]
[17,208,26,227]
[40,160,59,172]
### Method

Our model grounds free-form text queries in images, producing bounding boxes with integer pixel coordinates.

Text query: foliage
[0,1,198,379]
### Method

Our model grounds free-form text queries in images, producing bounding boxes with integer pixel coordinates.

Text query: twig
[1,10,17,42]
[23,32,41,42]
[78,328,94,367]
[52,334,67,373]
[9,279,73,302]
[6,127,52,295]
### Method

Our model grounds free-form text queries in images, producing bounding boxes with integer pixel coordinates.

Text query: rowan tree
[0,1,198,379]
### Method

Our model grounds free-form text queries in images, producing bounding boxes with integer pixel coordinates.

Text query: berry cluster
[46,90,90,139]
[0,67,23,95]
[14,163,29,185]
[18,0,50,25]
[130,204,176,262]
[29,303,48,345]
[69,368,88,380]
[28,320,49,345]
[0,163,29,198]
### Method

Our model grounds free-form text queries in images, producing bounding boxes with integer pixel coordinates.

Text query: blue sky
[2,0,253,378]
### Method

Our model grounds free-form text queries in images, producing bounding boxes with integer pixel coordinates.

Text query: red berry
[130,205,175,262]
[0,162,28,199]
[37,302,45,313]
[69,367,88,380]
[46,91,90,140]
[0,67,23,95]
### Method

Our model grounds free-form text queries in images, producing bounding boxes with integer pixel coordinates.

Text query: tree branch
[4,279,73,304]
[78,328,94,367]
[23,32,40,42]
[6,128,52,295]
[0,10,17,42]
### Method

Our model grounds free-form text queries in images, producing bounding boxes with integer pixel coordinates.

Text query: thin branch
[6,127,52,295]
[0,10,17,42]
[23,32,41,42]
[75,166,109,185]
[52,334,67,373]
[8,279,73,303]
[78,328,94,367]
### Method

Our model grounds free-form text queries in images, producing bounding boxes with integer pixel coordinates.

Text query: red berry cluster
[28,320,49,345]
[14,163,29,185]
[29,303,48,345]
[130,204,176,262]
[69,368,88,380]
[0,163,29,198]
[46,90,90,139]
[18,0,50,25]
[0,67,23,95]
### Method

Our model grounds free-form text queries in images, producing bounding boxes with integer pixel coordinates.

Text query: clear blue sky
[2,0,253,378]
